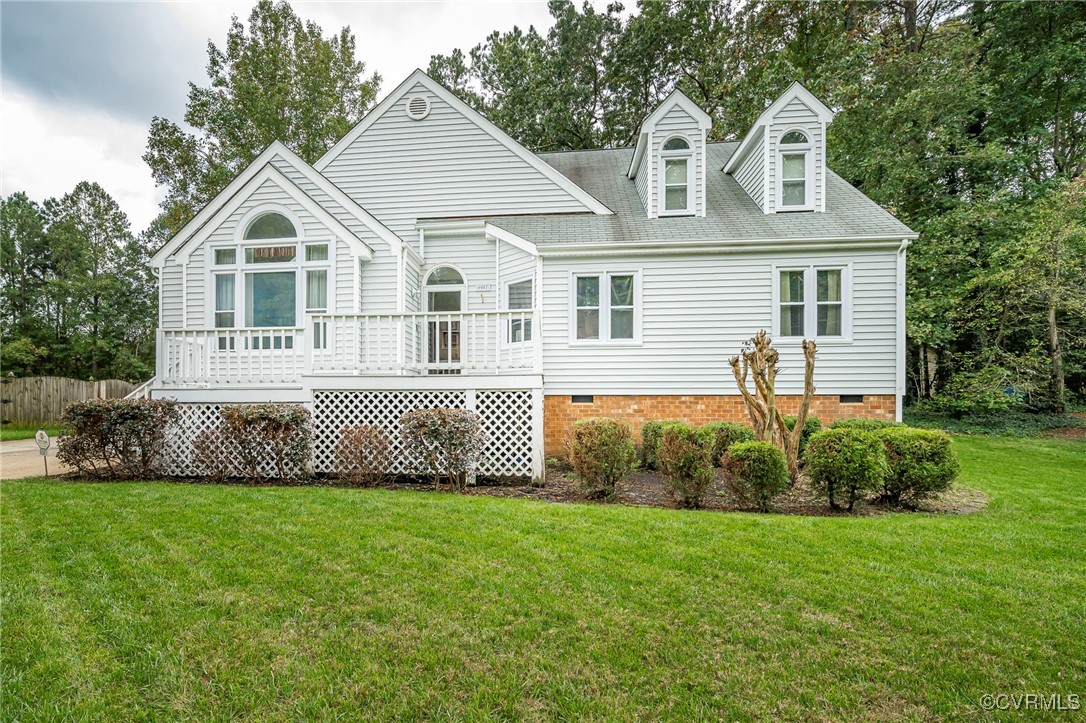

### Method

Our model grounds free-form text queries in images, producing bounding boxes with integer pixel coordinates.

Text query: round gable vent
[406,95,431,121]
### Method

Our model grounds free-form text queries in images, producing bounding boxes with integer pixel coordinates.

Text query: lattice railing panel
[476,390,534,479]
[161,403,283,479]
[312,390,467,476]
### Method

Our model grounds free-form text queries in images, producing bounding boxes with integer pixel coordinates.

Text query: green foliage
[723,440,790,512]
[904,408,1085,437]
[914,366,1024,417]
[658,424,715,509]
[876,428,959,506]
[566,417,637,499]
[399,408,488,491]
[335,424,393,487]
[782,415,822,456]
[829,418,905,432]
[144,0,380,233]
[639,419,685,470]
[220,403,312,483]
[57,399,179,480]
[803,429,889,512]
[695,421,756,466]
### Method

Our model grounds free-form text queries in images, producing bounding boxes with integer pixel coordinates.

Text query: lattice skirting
[161,388,539,480]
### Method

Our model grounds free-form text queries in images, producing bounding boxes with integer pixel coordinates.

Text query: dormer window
[778,130,813,211]
[660,136,693,215]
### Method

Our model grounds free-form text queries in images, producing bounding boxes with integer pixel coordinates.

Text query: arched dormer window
[244,211,297,240]
[778,129,813,211]
[659,135,693,215]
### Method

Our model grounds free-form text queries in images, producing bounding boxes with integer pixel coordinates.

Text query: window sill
[658,209,695,217]
[776,336,853,345]
[568,339,643,348]
[775,207,815,214]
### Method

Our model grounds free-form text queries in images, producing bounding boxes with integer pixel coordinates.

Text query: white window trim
[775,128,814,212]
[658,135,695,217]
[423,264,468,312]
[234,203,305,242]
[568,270,643,346]
[501,274,535,346]
[205,236,333,330]
[771,263,853,343]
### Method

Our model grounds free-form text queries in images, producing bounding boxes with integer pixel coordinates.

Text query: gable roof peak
[724,81,835,174]
[627,88,712,178]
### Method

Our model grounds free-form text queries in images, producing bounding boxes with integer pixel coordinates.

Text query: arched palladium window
[244,211,297,240]
[660,135,693,215]
[778,130,813,210]
[426,267,464,285]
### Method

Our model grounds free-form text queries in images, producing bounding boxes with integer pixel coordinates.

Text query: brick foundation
[544,394,897,456]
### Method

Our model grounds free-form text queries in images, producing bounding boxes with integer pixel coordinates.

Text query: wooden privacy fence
[0,376,136,426]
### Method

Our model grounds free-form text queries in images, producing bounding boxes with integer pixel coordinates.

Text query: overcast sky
[0,1,567,232]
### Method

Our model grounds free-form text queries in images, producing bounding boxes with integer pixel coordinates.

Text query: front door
[427,289,461,370]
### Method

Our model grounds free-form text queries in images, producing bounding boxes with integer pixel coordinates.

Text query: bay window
[572,272,640,343]
[775,265,849,340]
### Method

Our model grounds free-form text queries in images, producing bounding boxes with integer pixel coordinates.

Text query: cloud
[0,86,162,231]
[0,1,593,233]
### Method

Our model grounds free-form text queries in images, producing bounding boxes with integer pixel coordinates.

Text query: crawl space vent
[406,95,431,121]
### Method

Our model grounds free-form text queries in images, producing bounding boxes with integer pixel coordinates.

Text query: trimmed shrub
[335,424,393,487]
[566,417,637,499]
[399,408,487,491]
[192,425,236,484]
[640,419,686,469]
[803,428,889,511]
[57,398,179,480]
[695,421,755,466]
[658,423,715,509]
[723,441,789,512]
[782,415,822,456]
[829,418,904,432]
[221,404,312,483]
[877,427,959,506]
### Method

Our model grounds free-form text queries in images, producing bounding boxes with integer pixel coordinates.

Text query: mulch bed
[380,463,988,517]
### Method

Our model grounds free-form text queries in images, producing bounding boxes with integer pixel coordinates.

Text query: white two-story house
[146,70,916,480]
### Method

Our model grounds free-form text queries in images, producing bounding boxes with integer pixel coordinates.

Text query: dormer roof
[724,82,834,174]
[627,89,712,179]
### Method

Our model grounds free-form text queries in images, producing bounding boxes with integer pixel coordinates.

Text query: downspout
[896,238,910,422]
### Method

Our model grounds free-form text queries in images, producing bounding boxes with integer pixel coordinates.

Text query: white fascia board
[536,234,918,257]
[628,130,648,178]
[641,89,713,131]
[151,140,399,266]
[485,224,539,257]
[175,164,373,263]
[415,218,487,236]
[316,69,614,216]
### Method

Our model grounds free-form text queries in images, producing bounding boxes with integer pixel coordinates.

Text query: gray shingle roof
[485,143,916,245]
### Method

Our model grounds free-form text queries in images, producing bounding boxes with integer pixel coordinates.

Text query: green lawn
[3,437,1084,720]
[0,425,62,442]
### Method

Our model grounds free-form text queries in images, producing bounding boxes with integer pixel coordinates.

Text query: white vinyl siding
[733,128,766,211]
[320,82,594,243]
[766,97,824,214]
[540,249,899,395]
[159,264,184,328]
[634,148,649,211]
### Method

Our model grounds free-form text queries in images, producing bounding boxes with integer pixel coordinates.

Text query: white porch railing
[159,328,306,385]
[308,311,537,375]
[157,311,537,386]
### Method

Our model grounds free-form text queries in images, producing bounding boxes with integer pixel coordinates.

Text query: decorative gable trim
[628,89,712,179]
[171,164,374,264]
[724,82,833,175]
[315,69,613,216]
[151,140,398,266]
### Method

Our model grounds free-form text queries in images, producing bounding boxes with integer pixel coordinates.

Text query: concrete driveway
[0,438,71,480]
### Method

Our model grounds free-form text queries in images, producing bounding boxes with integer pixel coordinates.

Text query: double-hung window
[573,272,639,342]
[777,130,813,211]
[660,136,693,215]
[776,266,849,340]
[507,278,533,343]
